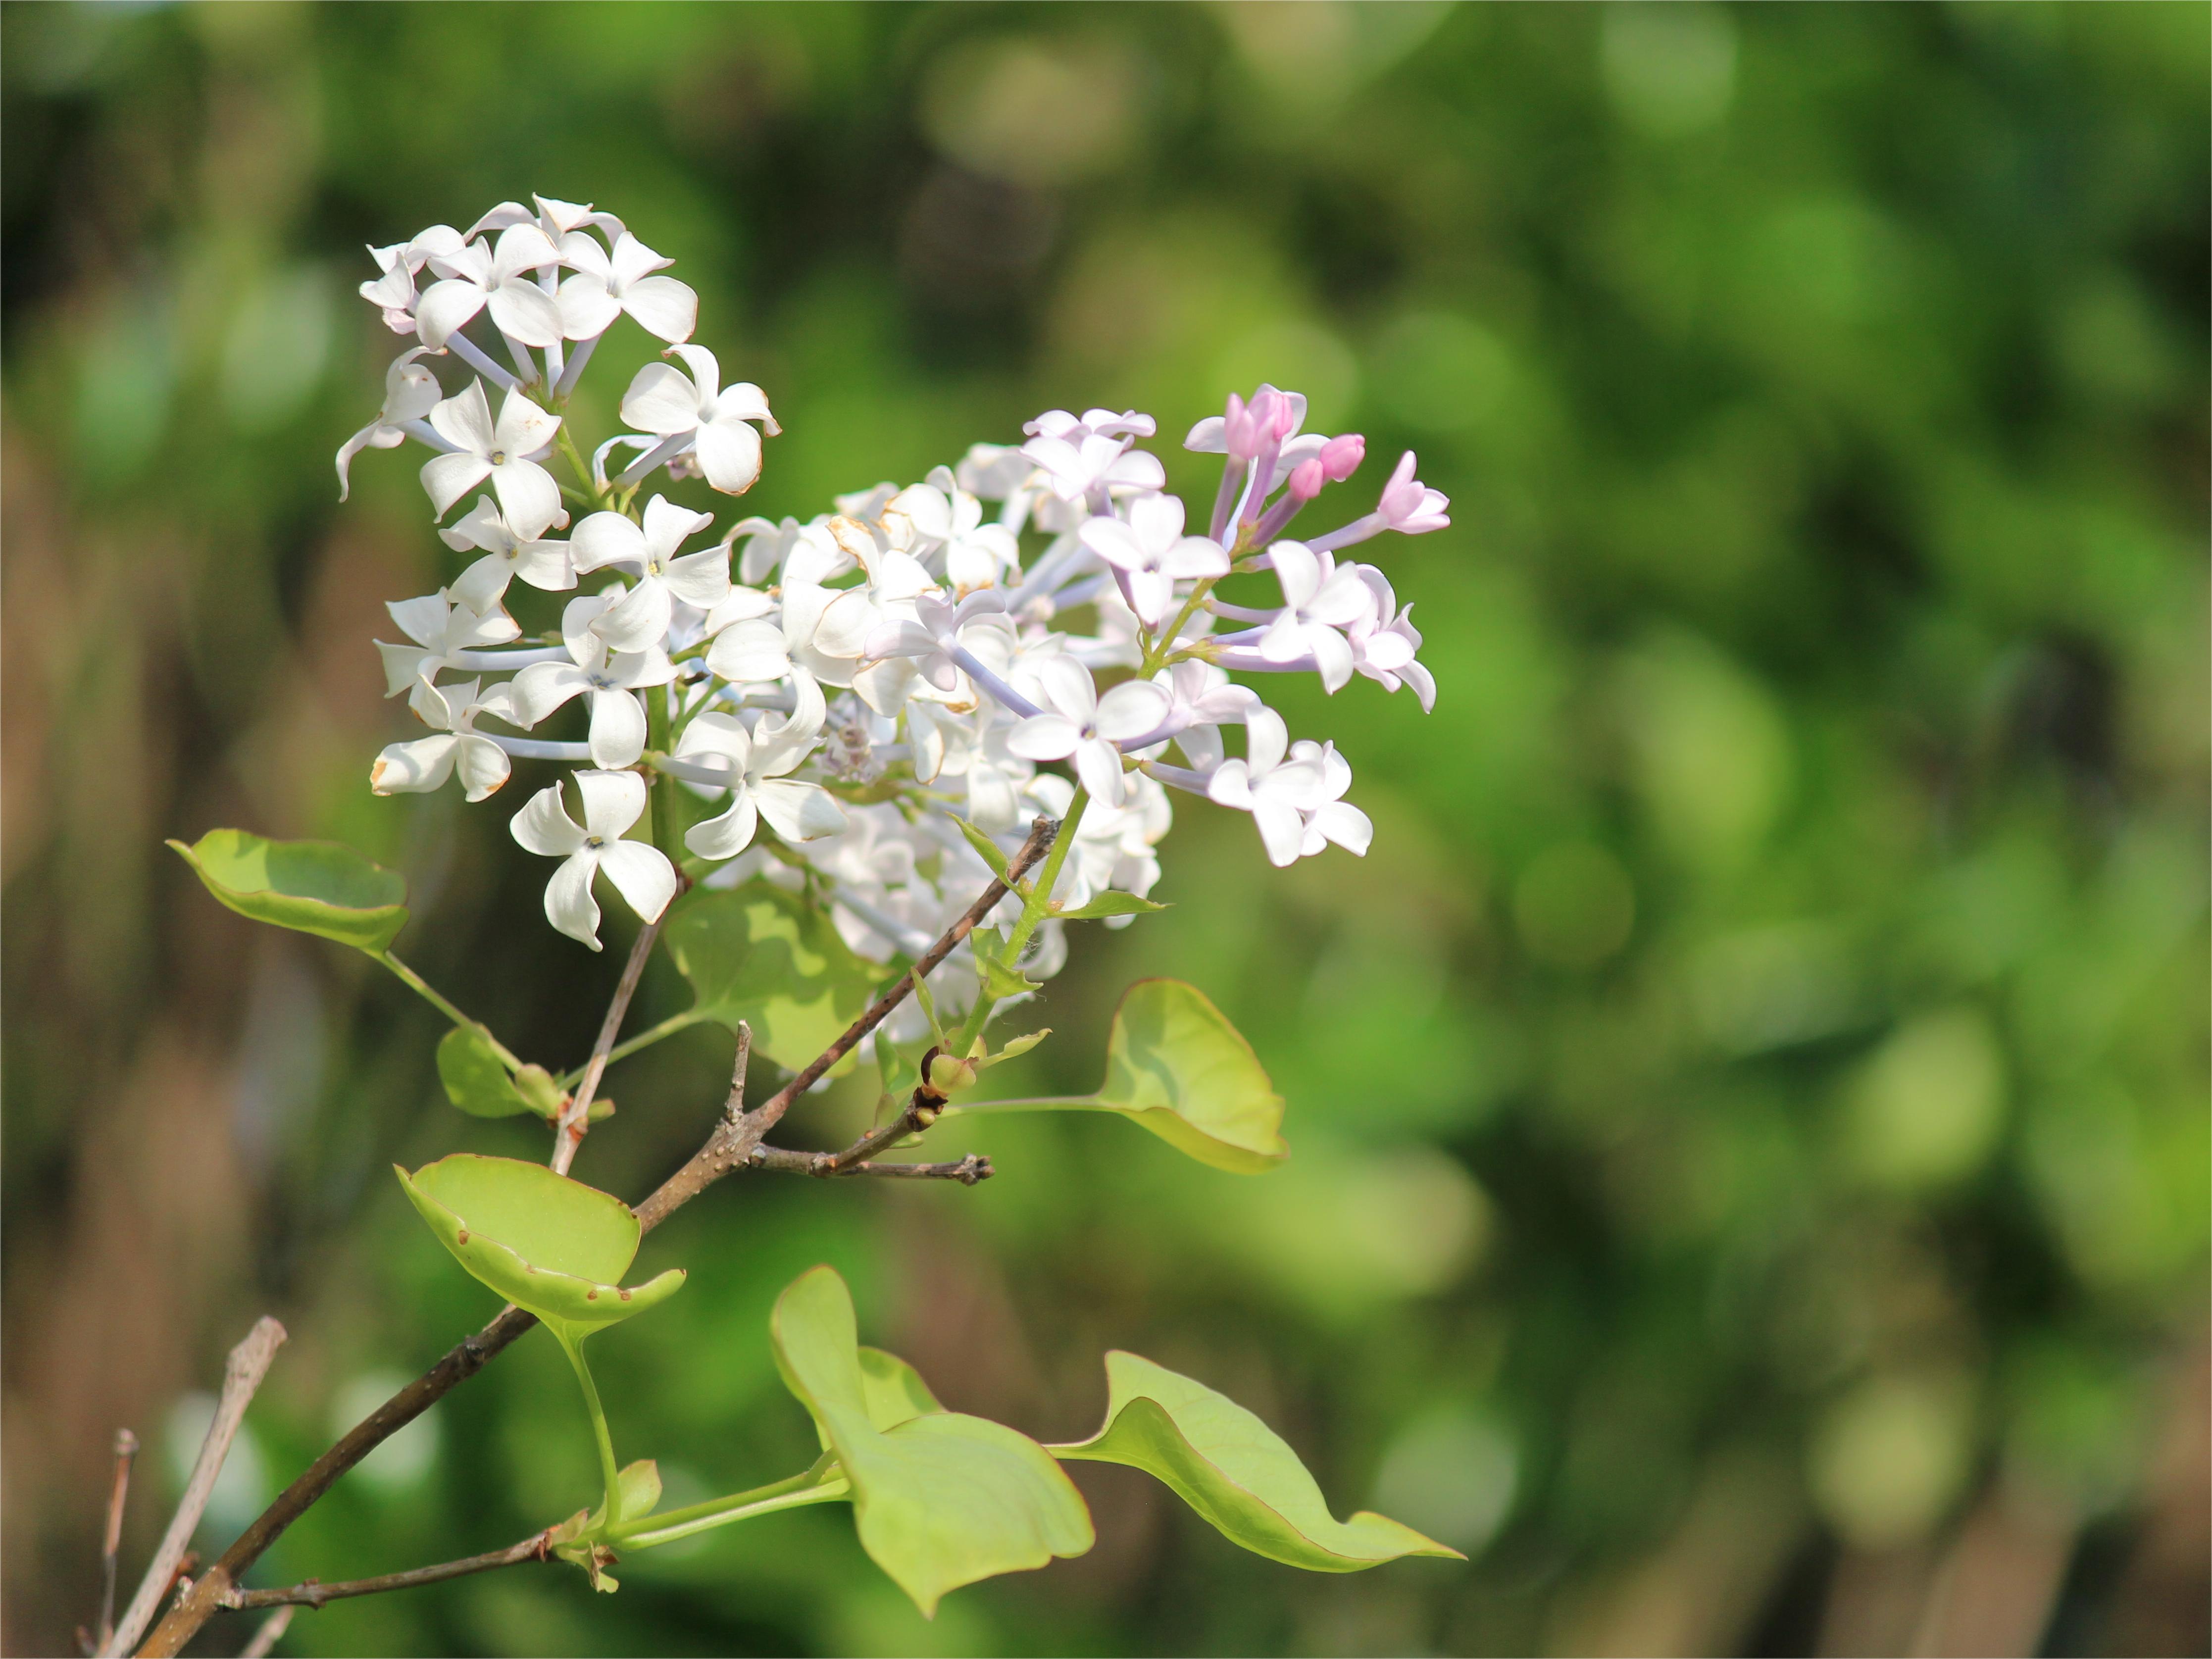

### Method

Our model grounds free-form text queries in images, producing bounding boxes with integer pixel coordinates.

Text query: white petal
[1257,612,1308,665]
[375,642,433,698]
[413,281,487,352]
[673,710,751,772]
[1033,654,1098,724]
[1307,800,1372,855]
[574,767,649,839]
[597,839,678,923]
[754,778,847,842]
[812,590,879,658]
[494,390,561,455]
[544,852,604,949]
[507,660,592,726]
[587,687,648,768]
[621,275,698,343]
[685,791,759,861]
[1245,707,1289,775]
[369,734,457,795]
[1207,758,1256,810]
[512,538,576,592]
[450,553,514,613]
[1269,540,1322,611]
[1253,800,1305,867]
[491,458,564,541]
[1005,714,1081,761]
[420,451,492,518]
[1079,516,1150,572]
[619,361,704,434]
[555,275,622,341]
[511,781,587,857]
[1161,535,1230,579]
[569,511,646,574]
[661,547,731,609]
[1309,625,1355,694]
[453,736,512,802]
[591,578,672,654]
[1094,679,1173,743]
[487,279,563,348]
[1123,568,1172,626]
[386,593,452,649]
[1126,491,1185,551]
[705,618,793,684]
[694,418,763,495]
[1073,737,1127,806]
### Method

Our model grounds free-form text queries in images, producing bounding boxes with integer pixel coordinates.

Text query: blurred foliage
[2,4,2206,1656]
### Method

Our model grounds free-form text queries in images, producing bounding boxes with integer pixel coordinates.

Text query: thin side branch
[139,814,1062,1658]
[552,916,660,1176]
[222,1531,553,1611]
[720,1021,752,1126]
[236,1606,294,1659]
[103,1318,286,1657]
[94,1428,140,1653]
[749,1146,994,1184]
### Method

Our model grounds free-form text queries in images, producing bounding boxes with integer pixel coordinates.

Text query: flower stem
[373,952,524,1071]
[554,1332,624,1532]
[552,1008,710,1090]
[950,785,1088,1054]
[607,1459,846,1549]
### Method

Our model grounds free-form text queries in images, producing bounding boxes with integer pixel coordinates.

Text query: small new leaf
[948,815,1010,882]
[771,1266,1092,1615]
[169,829,408,953]
[1052,1352,1462,1571]
[437,1026,536,1118]
[396,1155,684,1339]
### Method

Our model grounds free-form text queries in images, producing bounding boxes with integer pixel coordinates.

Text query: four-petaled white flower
[509,769,678,951]
[375,590,519,696]
[1078,493,1229,626]
[1257,540,1377,693]
[1347,567,1435,712]
[884,472,1020,592]
[1005,656,1170,808]
[1290,737,1372,859]
[1019,427,1166,503]
[337,347,442,501]
[506,593,678,769]
[556,230,698,344]
[862,591,1011,692]
[414,225,564,350]
[369,677,512,802]
[439,495,575,610]
[1205,708,1330,867]
[619,345,779,495]
[420,381,568,540]
[675,685,847,860]
[1149,660,1261,769]
[568,495,728,653]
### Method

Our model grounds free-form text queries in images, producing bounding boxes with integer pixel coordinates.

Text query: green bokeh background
[3,4,2206,1656]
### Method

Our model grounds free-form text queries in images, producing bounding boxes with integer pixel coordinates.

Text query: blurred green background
[3,3,2206,1655]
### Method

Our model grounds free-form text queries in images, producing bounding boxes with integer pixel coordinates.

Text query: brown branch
[552,916,661,1176]
[105,1318,286,1656]
[720,1020,752,1126]
[94,1428,139,1652]
[749,1146,994,1184]
[139,814,1059,1658]
[236,1605,294,1659]
[222,1531,553,1611]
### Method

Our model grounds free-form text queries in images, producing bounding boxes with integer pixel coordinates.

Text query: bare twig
[237,1604,294,1658]
[749,1145,994,1184]
[223,1531,554,1612]
[720,1021,752,1126]
[139,815,1061,1658]
[104,1318,285,1657]
[93,1428,140,1652]
[552,916,660,1176]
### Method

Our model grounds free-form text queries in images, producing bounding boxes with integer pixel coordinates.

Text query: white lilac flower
[413,225,564,351]
[505,593,678,769]
[336,347,442,500]
[1205,708,1328,867]
[439,495,575,610]
[1148,660,1261,769]
[568,495,727,653]
[368,677,511,802]
[674,691,847,861]
[1077,493,1229,626]
[1254,539,1377,693]
[509,769,677,951]
[862,592,1013,693]
[375,591,520,696]
[618,345,779,494]
[556,230,697,344]
[1347,567,1436,712]
[883,471,1019,592]
[420,381,567,540]
[470,195,624,245]
[1019,425,1166,504]
[1004,656,1169,807]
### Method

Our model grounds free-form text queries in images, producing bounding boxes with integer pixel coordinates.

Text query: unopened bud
[1222,392,1264,462]
[926,1053,978,1097]
[1287,458,1326,502]
[1318,433,1365,482]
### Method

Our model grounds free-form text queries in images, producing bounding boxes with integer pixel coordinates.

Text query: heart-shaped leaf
[169,829,407,953]
[396,1155,684,1338]
[662,883,878,1071]
[1052,1352,1462,1571]
[772,1266,1092,1615]
[947,979,1288,1173]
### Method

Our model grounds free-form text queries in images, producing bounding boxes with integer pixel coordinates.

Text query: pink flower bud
[1377,451,1451,534]
[1222,391,1267,462]
[1318,433,1365,482]
[1269,389,1301,441]
[1287,458,1326,501]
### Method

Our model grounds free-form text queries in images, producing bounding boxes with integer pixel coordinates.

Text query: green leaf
[169,829,407,953]
[582,1459,662,1533]
[949,979,1288,1173]
[662,882,877,1071]
[972,929,1040,999]
[771,1266,1092,1615]
[396,1155,685,1338]
[948,815,1010,882]
[437,1026,535,1117]
[1054,891,1169,919]
[1052,1352,1462,1572]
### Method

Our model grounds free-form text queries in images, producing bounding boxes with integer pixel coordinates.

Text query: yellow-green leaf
[169,829,407,953]
[1052,1352,1462,1572]
[396,1155,684,1338]
[771,1266,1092,1615]
[662,882,877,1071]
[437,1025,536,1117]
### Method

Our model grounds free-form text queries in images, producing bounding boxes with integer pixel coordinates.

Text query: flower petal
[589,577,673,654]
[754,777,847,842]
[1094,679,1172,743]
[369,734,458,795]
[694,418,763,495]
[587,687,648,769]
[1006,713,1081,761]
[491,458,565,541]
[685,791,759,861]
[596,839,678,923]
[621,275,698,343]
[544,851,604,949]
[511,781,587,857]
[619,361,704,434]
[573,768,649,840]
[413,281,487,352]
[661,547,732,610]
[421,451,492,518]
